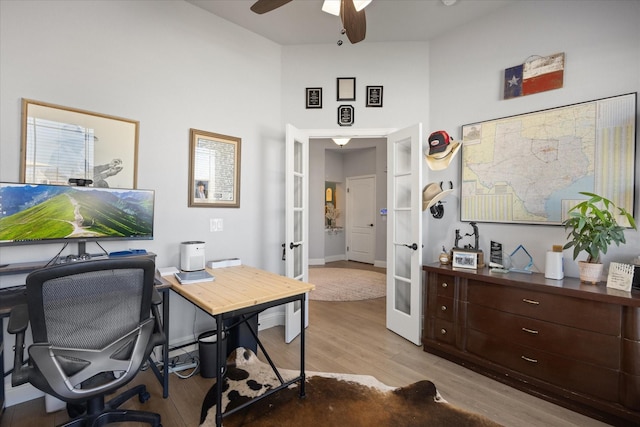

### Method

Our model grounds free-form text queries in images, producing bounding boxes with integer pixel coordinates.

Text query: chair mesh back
[41,268,144,350]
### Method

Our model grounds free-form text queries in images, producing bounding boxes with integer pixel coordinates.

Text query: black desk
[0,255,171,409]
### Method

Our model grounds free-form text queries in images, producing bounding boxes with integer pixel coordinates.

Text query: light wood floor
[1,261,610,426]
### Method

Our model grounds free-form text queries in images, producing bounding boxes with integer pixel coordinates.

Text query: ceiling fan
[250,0,370,44]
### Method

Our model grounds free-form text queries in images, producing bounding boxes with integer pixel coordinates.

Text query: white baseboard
[324,254,346,263]
[374,260,387,269]
[309,258,325,265]
[258,309,284,330]
[5,378,44,408]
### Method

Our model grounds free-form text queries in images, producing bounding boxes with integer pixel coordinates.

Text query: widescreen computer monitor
[0,182,154,252]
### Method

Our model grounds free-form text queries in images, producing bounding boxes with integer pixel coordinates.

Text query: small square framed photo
[366,85,383,107]
[337,77,356,101]
[306,87,322,109]
[452,250,478,269]
[338,105,354,126]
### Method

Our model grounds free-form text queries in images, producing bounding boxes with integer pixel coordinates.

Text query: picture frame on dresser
[452,250,477,269]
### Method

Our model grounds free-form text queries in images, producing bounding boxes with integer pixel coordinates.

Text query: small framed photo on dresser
[452,250,478,269]
[306,87,322,109]
[366,85,383,107]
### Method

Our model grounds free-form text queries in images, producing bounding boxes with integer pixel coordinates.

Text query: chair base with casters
[8,258,165,427]
[60,383,161,427]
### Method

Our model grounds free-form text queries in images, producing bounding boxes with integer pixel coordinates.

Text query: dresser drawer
[434,318,455,345]
[435,274,455,298]
[468,304,620,369]
[436,296,454,322]
[467,281,620,335]
[467,329,619,402]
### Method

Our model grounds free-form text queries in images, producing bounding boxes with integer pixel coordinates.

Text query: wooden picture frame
[338,105,354,126]
[189,129,241,208]
[337,77,356,101]
[366,85,383,107]
[306,87,322,109]
[21,99,139,188]
[452,250,478,269]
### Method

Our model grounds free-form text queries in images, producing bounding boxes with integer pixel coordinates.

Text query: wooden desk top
[164,265,315,315]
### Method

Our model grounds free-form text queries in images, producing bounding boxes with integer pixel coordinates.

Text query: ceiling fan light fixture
[332,137,351,147]
[353,0,372,12]
[322,0,341,16]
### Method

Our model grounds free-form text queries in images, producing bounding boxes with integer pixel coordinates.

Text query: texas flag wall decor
[504,52,565,100]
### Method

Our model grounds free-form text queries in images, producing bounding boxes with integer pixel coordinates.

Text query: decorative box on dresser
[423,263,640,426]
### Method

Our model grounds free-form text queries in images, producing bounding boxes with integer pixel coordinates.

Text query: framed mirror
[189,128,241,208]
[21,99,139,188]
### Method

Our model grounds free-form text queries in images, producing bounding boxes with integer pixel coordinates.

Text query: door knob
[403,243,418,250]
[289,242,301,250]
[369,223,374,227]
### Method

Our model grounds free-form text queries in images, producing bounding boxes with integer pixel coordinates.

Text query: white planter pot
[578,261,603,284]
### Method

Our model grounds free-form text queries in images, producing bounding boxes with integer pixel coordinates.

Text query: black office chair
[8,258,165,426]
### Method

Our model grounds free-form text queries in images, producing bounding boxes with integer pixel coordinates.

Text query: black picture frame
[337,77,356,101]
[366,85,383,107]
[338,105,354,126]
[306,87,322,109]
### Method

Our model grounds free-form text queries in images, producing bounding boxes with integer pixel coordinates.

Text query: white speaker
[180,241,205,271]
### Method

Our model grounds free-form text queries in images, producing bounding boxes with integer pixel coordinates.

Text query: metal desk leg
[215,313,224,427]
[300,293,306,398]
[162,289,170,398]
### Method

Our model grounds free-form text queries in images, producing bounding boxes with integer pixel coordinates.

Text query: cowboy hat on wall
[425,130,461,171]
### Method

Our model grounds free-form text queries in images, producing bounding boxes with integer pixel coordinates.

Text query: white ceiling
[186,0,517,45]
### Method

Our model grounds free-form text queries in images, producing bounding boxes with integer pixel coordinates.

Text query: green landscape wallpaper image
[0,184,154,243]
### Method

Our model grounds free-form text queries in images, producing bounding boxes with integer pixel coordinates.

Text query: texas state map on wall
[460,93,637,226]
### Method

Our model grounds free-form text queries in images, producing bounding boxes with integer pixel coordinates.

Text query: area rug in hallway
[307,267,385,301]
[200,348,502,427]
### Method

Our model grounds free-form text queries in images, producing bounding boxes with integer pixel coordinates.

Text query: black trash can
[198,330,227,378]
[224,314,258,355]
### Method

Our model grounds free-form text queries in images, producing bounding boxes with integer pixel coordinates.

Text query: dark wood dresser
[422,263,640,426]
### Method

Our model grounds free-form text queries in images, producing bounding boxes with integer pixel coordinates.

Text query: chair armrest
[8,303,29,334]
[7,304,31,387]
[151,288,162,306]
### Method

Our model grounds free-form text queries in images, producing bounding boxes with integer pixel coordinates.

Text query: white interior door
[386,123,423,345]
[284,124,309,343]
[346,175,376,264]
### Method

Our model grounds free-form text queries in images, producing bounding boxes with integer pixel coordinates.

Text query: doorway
[311,137,387,267]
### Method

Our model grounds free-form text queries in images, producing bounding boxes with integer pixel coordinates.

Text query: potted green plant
[563,191,637,284]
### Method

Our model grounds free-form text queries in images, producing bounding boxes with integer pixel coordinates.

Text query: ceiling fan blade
[250,0,293,14]
[341,0,366,44]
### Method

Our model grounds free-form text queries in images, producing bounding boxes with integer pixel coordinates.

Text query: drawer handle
[441,305,447,311]
[440,328,447,335]
[522,298,540,305]
[441,282,448,288]
[522,327,539,335]
[521,355,538,363]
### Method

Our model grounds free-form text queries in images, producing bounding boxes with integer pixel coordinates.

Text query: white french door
[284,124,310,343]
[386,123,423,345]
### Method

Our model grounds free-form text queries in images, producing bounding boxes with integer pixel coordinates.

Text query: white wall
[282,42,430,130]
[426,0,640,278]
[0,0,284,405]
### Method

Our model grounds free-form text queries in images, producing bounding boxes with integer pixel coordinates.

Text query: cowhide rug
[200,348,502,426]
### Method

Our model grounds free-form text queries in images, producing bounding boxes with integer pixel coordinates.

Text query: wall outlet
[210,218,223,232]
